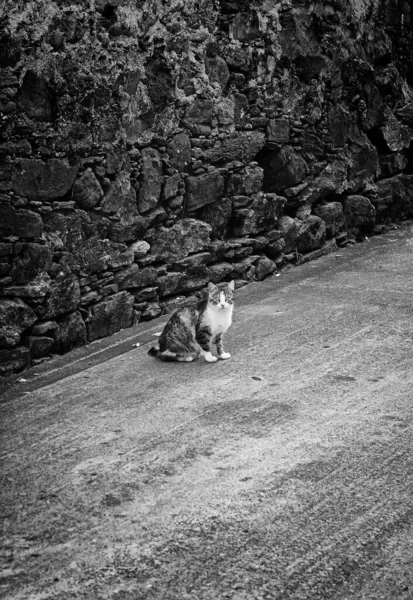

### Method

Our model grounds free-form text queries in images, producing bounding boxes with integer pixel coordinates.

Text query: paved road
[1,225,413,600]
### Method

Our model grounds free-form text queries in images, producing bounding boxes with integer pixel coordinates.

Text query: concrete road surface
[1,224,413,600]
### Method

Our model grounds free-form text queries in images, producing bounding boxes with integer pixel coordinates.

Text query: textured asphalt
[1,223,413,600]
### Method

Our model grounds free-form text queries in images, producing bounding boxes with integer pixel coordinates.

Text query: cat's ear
[227,280,235,291]
[208,281,219,294]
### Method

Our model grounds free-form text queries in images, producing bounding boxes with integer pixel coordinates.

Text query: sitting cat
[148,280,235,363]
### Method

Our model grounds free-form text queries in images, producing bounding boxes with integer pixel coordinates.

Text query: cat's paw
[204,354,218,363]
[218,352,231,360]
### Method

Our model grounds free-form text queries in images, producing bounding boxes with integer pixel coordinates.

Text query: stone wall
[1,0,413,375]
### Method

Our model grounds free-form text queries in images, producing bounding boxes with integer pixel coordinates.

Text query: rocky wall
[1,0,413,375]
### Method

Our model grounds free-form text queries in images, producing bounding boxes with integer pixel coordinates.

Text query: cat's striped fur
[148,281,235,363]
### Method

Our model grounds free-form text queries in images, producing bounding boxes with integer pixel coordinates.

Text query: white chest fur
[202,304,233,335]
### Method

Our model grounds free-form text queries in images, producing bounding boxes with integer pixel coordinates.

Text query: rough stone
[267,119,290,144]
[30,320,58,336]
[313,202,344,238]
[296,216,327,254]
[148,219,211,263]
[106,244,134,270]
[375,175,413,219]
[204,132,266,164]
[73,168,104,209]
[1,273,51,299]
[183,99,213,134]
[173,253,211,271]
[227,166,264,196]
[261,146,308,194]
[205,55,230,90]
[198,197,232,239]
[379,153,408,178]
[343,195,376,233]
[85,291,134,342]
[157,272,183,297]
[255,256,277,281]
[113,264,141,290]
[209,262,234,283]
[139,148,163,213]
[0,206,43,238]
[232,194,286,236]
[54,311,87,353]
[164,174,181,200]
[43,272,81,319]
[0,298,37,349]
[23,335,54,359]
[328,104,350,147]
[10,243,53,285]
[12,158,78,201]
[167,133,192,171]
[186,171,225,212]
[278,216,300,254]
[381,112,413,152]
[130,240,150,259]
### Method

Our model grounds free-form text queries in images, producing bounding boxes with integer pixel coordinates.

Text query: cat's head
[207,280,235,310]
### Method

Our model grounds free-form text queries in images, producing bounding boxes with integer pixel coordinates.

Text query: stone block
[381,112,413,152]
[375,175,413,219]
[167,133,192,170]
[209,262,234,283]
[255,257,277,281]
[232,193,286,236]
[30,320,58,336]
[379,153,408,178]
[73,168,103,209]
[139,148,163,213]
[55,311,87,353]
[113,264,141,290]
[23,335,54,359]
[86,291,134,342]
[327,104,350,147]
[205,55,230,90]
[148,219,211,262]
[173,253,211,271]
[106,244,134,270]
[296,216,326,253]
[343,195,376,233]
[204,132,266,164]
[0,205,43,238]
[314,202,344,237]
[0,298,37,349]
[12,158,78,201]
[10,243,52,285]
[278,216,300,254]
[43,273,81,319]
[130,240,150,259]
[198,197,232,239]
[267,118,290,144]
[261,145,308,193]
[1,273,51,299]
[157,272,184,297]
[164,173,181,200]
[186,171,225,212]
[227,166,264,196]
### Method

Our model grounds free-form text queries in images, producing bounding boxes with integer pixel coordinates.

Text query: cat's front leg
[196,327,217,363]
[214,334,231,360]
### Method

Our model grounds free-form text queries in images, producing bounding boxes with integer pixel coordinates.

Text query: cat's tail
[148,344,195,362]
[148,343,161,358]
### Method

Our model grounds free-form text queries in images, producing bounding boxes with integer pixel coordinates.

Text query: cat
[148,280,235,363]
